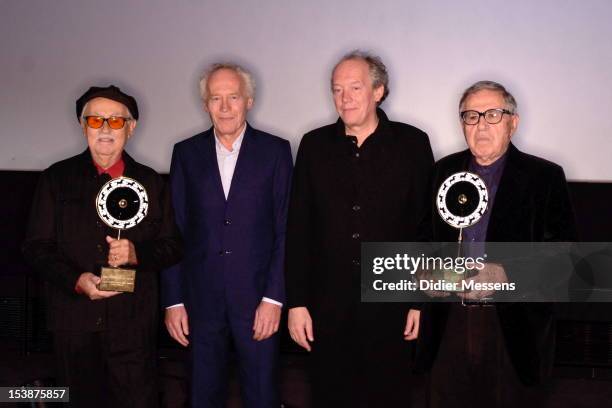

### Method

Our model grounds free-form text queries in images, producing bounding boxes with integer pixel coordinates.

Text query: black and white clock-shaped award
[96,176,149,231]
[95,177,149,292]
[436,171,488,241]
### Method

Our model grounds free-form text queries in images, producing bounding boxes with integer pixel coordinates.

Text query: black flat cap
[76,85,139,121]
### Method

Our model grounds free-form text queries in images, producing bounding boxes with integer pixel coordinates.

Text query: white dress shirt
[215,126,245,199]
[167,125,282,309]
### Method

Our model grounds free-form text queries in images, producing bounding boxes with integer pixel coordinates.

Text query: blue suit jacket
[162,124,292,322]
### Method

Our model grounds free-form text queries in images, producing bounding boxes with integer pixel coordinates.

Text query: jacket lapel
[194,128,226,203]
[486,144,529,241]
[226,124,256,203]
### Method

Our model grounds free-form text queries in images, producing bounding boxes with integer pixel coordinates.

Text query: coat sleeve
[285,135,315,309]
[408,132,435,311]
[542,165,578,242]
[506,165,578,299]
[160,145,188,308]
[262,140,293,304]
[22,170,82,294]
[414,133,436,243]
[132,173,183,274]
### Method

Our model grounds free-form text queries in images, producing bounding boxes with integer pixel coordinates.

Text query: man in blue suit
[162,63,293,407]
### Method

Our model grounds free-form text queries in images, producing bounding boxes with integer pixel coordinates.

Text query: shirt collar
[93,155,125,178]
[469,150,508,175]
[214,124,246,154]
[335,107,389,141]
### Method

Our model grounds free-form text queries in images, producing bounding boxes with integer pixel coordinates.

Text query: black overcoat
[418,143,577,384]
[286,109,434,353]
[23,150,183,333]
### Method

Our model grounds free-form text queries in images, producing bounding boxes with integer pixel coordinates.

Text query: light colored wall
[2,0,611,181]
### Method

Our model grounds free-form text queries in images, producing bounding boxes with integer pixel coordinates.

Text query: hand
[404,308,420,341]
[75,272,121,300]
[415,269,451,299]
[165,305,190,347]
[457,263,507,301]
[252,301,281,341]
[106,236,138,267]
[288,307,314,351]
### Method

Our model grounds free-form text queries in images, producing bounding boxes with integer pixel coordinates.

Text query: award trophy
[436,171,488,242]
[95,177,149,292]
[432,172,489,291]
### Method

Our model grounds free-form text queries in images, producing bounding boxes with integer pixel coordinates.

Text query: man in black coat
[22,85,183,407]
[422,81,577,407]
[286,50,434,407]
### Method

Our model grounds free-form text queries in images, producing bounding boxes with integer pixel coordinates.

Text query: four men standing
[22,56,577,407]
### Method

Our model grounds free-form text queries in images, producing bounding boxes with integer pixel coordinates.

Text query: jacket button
[96,317,102,326]
[96,244,103,253]
[224,219,231,226]
[352,233,360,239]
[355,152,360,158]
[352,204,361,211]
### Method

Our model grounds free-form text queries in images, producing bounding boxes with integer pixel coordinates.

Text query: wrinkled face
[81,97,135,167]
[461,89,519,165]
[205,68,253,139]
[332,58,384,130]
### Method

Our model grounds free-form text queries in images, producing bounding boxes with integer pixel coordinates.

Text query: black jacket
[23,150,183,332]
[286,109,434,342]
[418,143,577,384]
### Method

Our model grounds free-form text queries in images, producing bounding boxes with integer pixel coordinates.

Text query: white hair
[199,62,255,101]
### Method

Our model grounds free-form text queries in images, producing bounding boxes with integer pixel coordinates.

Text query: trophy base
[99,266,136,292]
[429,268,477,292]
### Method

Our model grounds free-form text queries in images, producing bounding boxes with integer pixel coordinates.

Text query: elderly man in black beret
[23,85,183,407]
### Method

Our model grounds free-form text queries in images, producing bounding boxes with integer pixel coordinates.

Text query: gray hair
[199,62,256,101]
[459,80,518,114]
[331,50,390,105]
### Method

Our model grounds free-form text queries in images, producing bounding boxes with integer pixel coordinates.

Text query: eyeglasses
[84,116,131,129]
[460,109,513,125]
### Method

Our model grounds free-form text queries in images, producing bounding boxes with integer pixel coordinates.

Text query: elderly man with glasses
[419,81,577,407]
[23,85,183,408]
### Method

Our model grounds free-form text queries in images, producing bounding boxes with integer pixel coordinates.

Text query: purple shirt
[463,152,508,249]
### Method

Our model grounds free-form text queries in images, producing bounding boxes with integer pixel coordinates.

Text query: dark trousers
[54,328,158,408]
[309,321,426,408]
[190,314,279,408]
[429,304,549,408]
